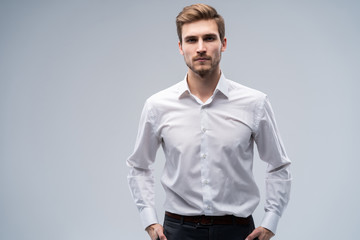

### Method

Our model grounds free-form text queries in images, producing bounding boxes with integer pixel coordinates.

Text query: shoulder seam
[253,94,268,132]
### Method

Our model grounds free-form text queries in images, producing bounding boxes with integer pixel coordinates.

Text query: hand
[145,223,167,240]
[245,226,274,240]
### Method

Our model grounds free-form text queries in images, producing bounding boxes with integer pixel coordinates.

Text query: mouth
[195,57,210,62]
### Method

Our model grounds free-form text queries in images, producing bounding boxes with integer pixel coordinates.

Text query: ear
[221,37,227,52]
[178,41,184,55]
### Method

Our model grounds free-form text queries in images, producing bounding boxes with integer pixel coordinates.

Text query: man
[127,4,291,240]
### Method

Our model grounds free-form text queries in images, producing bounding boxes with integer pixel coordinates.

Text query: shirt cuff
[140,207,159,230]
[260,211,281,234]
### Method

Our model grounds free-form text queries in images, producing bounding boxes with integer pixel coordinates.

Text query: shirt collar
[177,72,229,99]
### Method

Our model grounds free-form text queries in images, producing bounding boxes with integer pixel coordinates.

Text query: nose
[196,40,206,54]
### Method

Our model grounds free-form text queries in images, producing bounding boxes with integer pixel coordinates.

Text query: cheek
[210,48,221,58]
[208,44,222,56]
[183,49,193,59]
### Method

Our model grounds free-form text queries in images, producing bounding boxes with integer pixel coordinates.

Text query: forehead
[181,19,219,38]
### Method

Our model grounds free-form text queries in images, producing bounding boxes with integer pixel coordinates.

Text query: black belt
[165,211,252,225]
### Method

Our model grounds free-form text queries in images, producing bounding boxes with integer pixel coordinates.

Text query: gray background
[1,0,359,239]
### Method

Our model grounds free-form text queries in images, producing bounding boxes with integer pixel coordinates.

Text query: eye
[186,38,197,43]
[204,36,215,41]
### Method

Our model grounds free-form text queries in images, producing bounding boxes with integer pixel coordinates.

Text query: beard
[185,53,221,78]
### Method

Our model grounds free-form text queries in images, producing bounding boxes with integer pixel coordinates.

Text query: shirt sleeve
[126,100,161,229]
[253,96,292,234]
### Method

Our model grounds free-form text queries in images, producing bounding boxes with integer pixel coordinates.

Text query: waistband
[165,211,253,226]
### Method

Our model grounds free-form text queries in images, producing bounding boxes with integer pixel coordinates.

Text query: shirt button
[203,179,209,184]
[202,127,207,133]
[201,154,207,159]
[207,205,211,210]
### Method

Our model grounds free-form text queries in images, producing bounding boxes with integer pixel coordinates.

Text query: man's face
[179,19,227,78]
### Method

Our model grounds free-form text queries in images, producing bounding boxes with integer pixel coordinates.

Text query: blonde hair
[176,4,225,44]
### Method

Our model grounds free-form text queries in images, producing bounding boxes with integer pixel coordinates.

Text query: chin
[195,68,212,77]
[187,62,213,77]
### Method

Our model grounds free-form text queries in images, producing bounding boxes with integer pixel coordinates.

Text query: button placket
[200,105,212,214]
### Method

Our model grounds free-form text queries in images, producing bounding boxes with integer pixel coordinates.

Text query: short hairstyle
[176,4,225,44]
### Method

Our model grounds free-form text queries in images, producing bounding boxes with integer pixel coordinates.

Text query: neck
[187,68,221,103]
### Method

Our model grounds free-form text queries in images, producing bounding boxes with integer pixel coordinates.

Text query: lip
[195,58,210,61]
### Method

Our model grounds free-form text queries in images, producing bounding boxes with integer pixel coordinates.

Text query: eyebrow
[203,34,218,39]
[204,33,217,37]
[184,33,218,40]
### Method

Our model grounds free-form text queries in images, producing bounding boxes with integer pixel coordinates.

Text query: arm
[126,100,162,231]
[249,96,292,238]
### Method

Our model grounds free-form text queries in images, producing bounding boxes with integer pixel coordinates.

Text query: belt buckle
[199,215,213,226]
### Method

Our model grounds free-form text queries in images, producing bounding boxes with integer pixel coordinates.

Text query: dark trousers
[163,214,257,240]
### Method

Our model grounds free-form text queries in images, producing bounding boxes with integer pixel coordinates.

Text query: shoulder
[144,80,182,110]
[226,78,267,105]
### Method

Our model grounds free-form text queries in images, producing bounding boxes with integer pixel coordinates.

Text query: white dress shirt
[127,73,291,234]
